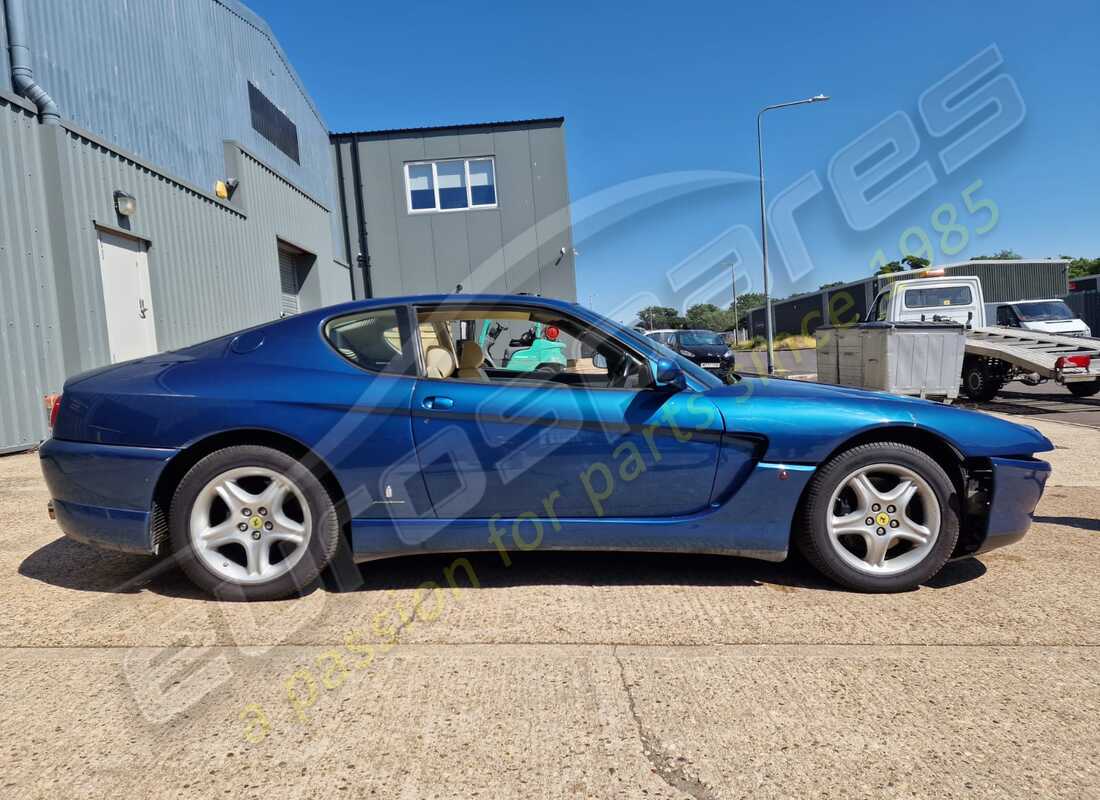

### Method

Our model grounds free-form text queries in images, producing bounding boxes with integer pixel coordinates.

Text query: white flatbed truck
[867,275,1100,401]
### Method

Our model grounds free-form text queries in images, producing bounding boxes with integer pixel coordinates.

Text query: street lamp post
[757,94,829,374]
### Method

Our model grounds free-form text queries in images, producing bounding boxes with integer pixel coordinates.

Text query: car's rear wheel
[1067,380,1100,398]
[795,442,959,592]
[169,446,340,600]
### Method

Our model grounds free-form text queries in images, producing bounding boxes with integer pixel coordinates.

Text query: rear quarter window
[324,308,412,374]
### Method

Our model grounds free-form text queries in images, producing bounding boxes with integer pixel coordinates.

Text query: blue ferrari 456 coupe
[40,294,1053,599]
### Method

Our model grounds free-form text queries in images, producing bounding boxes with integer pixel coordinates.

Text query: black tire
[169,445,340,601]
[962,361,1003,402]
[1067,380,1100,398]
[794,442,960,592]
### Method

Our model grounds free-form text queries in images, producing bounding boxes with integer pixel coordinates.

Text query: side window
[996,306,1014,326]
[415,306,649,389]
[870,291,889,322]
[324,308,411,374]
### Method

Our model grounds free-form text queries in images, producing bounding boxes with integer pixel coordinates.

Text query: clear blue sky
[249,0,1099,317]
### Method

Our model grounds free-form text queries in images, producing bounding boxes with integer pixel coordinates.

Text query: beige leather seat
[424,345,456,379]
[457,341,489,381]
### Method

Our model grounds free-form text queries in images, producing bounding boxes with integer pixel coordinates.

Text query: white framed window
[404,157,497,213]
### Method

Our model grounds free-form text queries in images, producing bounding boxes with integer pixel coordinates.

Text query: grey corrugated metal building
[0,0,353,453]
[332,118,576,301]
[745,260,1070,338]
[1,0,579,454]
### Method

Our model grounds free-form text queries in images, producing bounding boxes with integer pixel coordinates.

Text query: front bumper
[39,438,177,555]
[973,456,1052,554]
[690,358,737,380]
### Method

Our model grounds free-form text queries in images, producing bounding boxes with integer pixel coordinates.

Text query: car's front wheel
[169,446,340,600]
[795,442,960,592]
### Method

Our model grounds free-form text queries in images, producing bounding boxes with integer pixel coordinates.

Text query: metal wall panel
[773,294,828,337]
[887,261,1067,301]
[1064,290,1100,335]
[943,261,1067,302]
[528,124,577,301]
[22,0,333,204]
[0,99,64,452]
[334,120,577,301]
[492,125,539,293]
[0,106,350,452]
[52,128,346,369]
[827,282,872,326]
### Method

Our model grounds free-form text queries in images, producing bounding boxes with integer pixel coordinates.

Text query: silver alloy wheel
[825,463,941,576]
[188,466,312,585]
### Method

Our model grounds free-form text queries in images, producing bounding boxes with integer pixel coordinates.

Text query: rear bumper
[39,438,177,555]
[974,456,1051,554]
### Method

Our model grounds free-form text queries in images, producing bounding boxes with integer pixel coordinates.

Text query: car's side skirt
[349,462,816,563]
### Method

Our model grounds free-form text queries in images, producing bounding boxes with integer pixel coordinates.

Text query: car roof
[302,293,583,321]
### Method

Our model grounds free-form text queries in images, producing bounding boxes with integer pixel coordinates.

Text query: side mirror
[654,358,686,391]
[592,353,608,370]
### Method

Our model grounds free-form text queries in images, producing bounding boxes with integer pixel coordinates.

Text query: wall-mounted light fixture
[214,178,239,200]
[114,190,137,217]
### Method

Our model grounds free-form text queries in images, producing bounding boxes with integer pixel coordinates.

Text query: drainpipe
[4,0,60,124]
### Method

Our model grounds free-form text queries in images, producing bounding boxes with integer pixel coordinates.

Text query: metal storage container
[815,322,966,400]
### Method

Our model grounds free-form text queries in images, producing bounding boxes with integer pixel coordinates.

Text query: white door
[278,246,301,316]
[97,229,158,363]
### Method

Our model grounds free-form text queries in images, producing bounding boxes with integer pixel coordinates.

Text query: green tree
[901,255,930,270]
[876,260,905,275]
[685,303,738,331]
[732,292,766,317]
[1065,256,1100,279]
[636,306,686,330]
[818,280,844,290]
[973,249,1022,260]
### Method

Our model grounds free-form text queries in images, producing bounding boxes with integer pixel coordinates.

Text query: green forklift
[476,319,567,373]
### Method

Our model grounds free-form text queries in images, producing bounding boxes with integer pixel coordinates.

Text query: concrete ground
[2,416,1098,798]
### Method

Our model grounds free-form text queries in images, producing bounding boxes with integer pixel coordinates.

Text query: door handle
[422,396,454,410]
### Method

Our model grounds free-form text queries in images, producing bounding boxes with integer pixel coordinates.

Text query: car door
[409,307,724,520]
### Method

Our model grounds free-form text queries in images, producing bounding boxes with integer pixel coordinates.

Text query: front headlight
[679,349,694,357]
[723,350,735,359]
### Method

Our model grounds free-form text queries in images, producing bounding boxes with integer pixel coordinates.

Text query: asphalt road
[2,414,1098,798]
[737,347,1100,429]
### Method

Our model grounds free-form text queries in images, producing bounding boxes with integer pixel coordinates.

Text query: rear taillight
[44,393,62,428]
[1055,355,1091,371]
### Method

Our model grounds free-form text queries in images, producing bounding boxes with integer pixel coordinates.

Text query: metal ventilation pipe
[4,0,59,124]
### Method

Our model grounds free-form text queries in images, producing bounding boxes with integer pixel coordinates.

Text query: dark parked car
[644,329,736,380]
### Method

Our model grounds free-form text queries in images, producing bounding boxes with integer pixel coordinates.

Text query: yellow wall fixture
[215,178,240,200]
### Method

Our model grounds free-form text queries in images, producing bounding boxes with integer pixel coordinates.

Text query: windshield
[596,315,724,388]
[678,330,726,347]
[1013,301,1075,321]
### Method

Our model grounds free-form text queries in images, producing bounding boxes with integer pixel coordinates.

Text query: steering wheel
[606,354,632,388]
